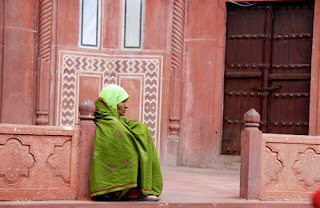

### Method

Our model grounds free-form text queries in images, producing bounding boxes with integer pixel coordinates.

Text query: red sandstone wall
[180,0,233,167]
[1,0,37,124]
[0,0,3,120]
[0,0,172,161]
[56,0,79,47]
[55,0,171,160]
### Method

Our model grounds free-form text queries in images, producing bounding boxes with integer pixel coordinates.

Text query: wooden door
[222,2,314,155]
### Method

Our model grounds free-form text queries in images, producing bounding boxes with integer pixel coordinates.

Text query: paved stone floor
[161,166,240,203]
[0,166,313,208]
[161,166,312,206]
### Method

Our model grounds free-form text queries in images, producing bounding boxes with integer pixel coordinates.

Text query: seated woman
[90,84,162,201]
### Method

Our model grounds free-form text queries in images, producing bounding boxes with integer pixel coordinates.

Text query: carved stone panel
[261,134,320,200]
[0,124,80,200]
[264,146,283,188]
[292,148,320,189]
[0,138,35,184]
[46,140,72,183]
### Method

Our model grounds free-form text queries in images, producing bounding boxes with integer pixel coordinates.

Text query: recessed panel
[78,74,102,104]
[119,75,143,121]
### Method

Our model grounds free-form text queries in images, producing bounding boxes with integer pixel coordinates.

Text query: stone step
[0,200,313,208]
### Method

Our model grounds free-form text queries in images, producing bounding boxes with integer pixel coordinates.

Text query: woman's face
[117,99,128,116]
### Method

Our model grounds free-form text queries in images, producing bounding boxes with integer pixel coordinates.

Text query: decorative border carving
[171,0,185,71]
[38,0,53,60]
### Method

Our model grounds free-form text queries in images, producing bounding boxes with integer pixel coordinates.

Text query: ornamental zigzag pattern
[60,53,160,143]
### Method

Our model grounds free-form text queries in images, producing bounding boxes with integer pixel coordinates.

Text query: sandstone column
[1,0,37,124]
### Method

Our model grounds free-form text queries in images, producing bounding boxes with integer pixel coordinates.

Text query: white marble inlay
[57,50,163,151]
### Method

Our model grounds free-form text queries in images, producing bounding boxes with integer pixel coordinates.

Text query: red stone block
[2,28,36,124]
[56,0,79,47]
[260,134,320,200]
[186,0,217,39]
[0,124,80,200]
[4,0,36,29]
[0,0,3,119]
[144,0,169,50]
[180,40,216,164]
[102,0,121,49]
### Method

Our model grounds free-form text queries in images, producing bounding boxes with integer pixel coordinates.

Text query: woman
[90,84,162,201]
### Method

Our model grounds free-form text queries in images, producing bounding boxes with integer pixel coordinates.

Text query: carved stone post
[166,0,185,166]
[77,99,96,200]
[35,0,53,125]
[240,108,262,199]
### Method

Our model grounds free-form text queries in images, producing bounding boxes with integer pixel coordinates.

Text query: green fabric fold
[89,98,162,200]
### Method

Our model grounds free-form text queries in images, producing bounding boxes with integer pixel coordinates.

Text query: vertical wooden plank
[223,4,266,155]
[262,4,272,133]
[269,2,313,135]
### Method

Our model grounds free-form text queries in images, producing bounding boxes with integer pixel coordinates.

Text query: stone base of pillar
[164,135,179,166]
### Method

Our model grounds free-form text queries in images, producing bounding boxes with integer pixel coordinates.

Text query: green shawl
[89,86,162,200]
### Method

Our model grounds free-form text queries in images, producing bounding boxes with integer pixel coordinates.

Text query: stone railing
[77,98,96,200]
[0,124,80,200]
[240,108,320,200]
[0,98,96,200]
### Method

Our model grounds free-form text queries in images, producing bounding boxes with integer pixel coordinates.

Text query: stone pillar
[1,0,37,124]
[0,1,3,120]
[240,108,262,199]
[77,98,96,200]
[166,0,185,166]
